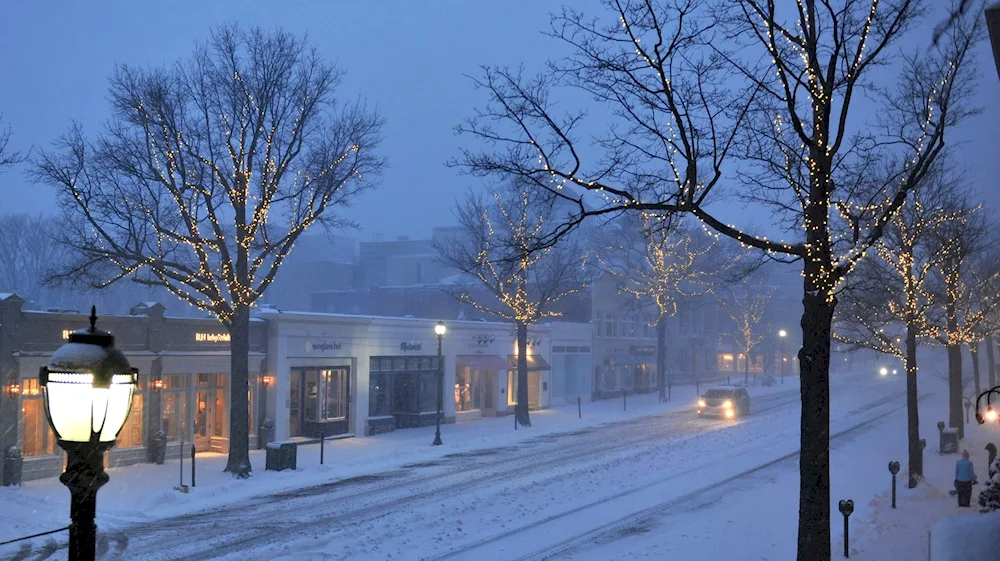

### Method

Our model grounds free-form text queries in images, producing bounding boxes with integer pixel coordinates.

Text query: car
[697,387,751,419]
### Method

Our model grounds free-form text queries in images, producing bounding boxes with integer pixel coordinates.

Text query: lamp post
[433,321,447,446]
[778,330,787,384]
[38,307,137,561]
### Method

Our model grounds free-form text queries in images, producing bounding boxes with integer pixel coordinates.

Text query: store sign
[399,341,423,352]
[305,341,342,352]
[469,334,496,354]
[195,332,231,343]
[630,345,656,356]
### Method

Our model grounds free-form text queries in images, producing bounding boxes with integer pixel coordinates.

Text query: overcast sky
[0,1,996,243]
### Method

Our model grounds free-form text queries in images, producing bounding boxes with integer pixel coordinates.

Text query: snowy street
[3,373,913,561]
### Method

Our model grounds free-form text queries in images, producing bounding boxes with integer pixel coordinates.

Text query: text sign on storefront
[399,342,423,352]
[195,332,231,343]
[305,341,342,352]
[630,345,656,356]
[469,334,496,354]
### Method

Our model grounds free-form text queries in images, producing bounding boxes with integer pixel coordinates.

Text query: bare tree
[436,183,586,427]
[718,278,772,388]
[453,1,983,557]
[0,114,24,170]
[31,25,384,477]
[834,165,964,487]
[590,213,718,401]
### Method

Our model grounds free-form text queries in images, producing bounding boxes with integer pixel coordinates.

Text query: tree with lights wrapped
[978,455,1000,512]
[436,183,587,427]
[834,165,967,487]
[589,213,720,401]
[453,1,983,557]
[31,25,384,477]
[717,278,772,388]
[928,204,1000,440]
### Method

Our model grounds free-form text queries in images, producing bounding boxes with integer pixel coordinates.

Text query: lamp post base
[59,442,111,561]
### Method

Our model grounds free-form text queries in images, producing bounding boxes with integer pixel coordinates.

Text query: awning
[456,354,511,371]
[508,354,552,371]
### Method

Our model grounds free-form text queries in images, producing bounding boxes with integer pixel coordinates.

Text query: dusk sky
[0,1,997,243]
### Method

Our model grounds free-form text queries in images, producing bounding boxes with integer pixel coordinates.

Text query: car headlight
[723,400,733,408]
[724,409,735,418]
[697,399,706,408]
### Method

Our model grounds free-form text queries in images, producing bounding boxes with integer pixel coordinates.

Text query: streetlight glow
[435,321,447,336]
[778,329,787,338]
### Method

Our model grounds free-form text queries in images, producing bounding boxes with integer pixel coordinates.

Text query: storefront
[266,311,553,435]
[550,322,594,404]
[0,296,266,482]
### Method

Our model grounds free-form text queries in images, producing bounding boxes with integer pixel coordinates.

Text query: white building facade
[263,312,553,440]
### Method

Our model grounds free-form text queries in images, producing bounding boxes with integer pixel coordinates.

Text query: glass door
[193,373,226,452]
[290,372,302,436]
[194,389,211,452]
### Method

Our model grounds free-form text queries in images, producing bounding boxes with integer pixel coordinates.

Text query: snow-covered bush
[977,456,1000,513]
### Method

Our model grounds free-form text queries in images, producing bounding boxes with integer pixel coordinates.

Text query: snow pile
[929,510,1000,561]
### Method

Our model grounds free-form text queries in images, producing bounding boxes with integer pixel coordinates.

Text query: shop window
[507,370,519,406]
[20,379,56,457]
[719,354,735,371]
[455,369,482,412]
[418,371,436,412]
[370,373,392,417]
[162,374,190,442]
[596,313,603,337]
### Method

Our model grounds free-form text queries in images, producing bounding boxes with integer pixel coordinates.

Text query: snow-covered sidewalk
[846,389,1000,560]
[0,378,802,546]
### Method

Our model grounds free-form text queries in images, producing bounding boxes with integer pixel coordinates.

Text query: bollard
[937,422,946,456]
[888,461,900,508]
[838,499,854,558]
[191,446,196,488]
[577,396,582,419]
[623,389,627,411]
[514,408,518,430]
[320,429,325,465]
[179,439,184,487]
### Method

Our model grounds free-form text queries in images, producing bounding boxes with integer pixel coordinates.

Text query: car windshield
[704,389,733,399]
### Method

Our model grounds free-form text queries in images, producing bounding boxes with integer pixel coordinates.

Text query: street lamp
[778,330,787,384]
[433,321,447,446]
[38,307,137,561]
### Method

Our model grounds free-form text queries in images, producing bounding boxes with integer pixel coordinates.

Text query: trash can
[941,427,960,455]
[2,447,22,486]
[258,418,275,451]
[147,429,167,465]
[265,441,297,472]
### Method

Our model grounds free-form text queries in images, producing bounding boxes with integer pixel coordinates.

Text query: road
[12,375,908,561]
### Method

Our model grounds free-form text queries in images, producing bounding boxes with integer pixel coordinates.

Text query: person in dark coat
[955,449,978,507]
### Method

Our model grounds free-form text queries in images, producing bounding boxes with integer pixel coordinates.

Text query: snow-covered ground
[2,372,962,561]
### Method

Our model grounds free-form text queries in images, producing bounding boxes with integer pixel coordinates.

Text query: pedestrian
[955,449,978,507]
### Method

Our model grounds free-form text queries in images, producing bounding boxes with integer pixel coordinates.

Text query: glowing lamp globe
[435,321,447,337]
[39,307,138,446]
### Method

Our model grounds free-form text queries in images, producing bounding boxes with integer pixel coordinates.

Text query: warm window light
[151,379,164,390]
[261,375,273,385]
[435,321,447,337]
[6,382,20,397]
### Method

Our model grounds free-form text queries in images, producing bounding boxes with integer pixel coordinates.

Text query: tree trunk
[986,335,997,389]
[796,288,833,561]
[744,350,750,387]
[225,304,252,477]
[905,323,922,488]
[656,320,667,402]
[971,342,981,397]
[515,320,531,427]
[946,292,964,440]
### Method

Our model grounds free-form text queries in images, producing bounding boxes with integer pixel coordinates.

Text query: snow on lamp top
[39,306,138,444]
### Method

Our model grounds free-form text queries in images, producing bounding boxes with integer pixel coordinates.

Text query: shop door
[290,372,302,437]
[194,374,225,452]
[528,371,540,410]
[482,371,496,417]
